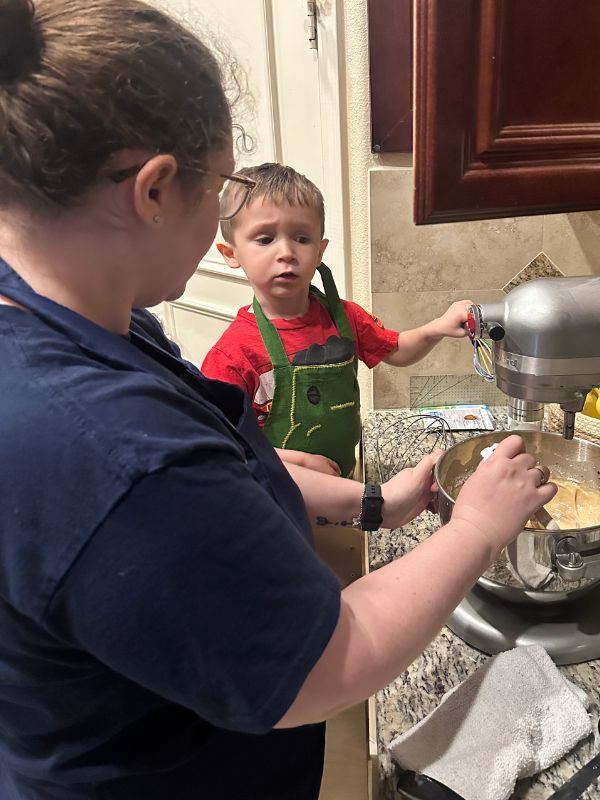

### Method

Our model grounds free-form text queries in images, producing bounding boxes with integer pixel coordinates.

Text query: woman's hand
[275,448,341,476]
[451,434,557,561]
[380,450,443,529]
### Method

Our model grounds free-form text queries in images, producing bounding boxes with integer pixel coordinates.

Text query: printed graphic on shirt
[291,336,354,367]
[255,370,275,420]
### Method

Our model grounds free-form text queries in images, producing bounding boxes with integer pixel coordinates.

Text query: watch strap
[360,483,384,531]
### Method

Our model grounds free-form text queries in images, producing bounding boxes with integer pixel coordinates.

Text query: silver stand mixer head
[467,276,600,438]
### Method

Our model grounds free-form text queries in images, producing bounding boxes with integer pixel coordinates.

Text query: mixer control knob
[488,325,505,341]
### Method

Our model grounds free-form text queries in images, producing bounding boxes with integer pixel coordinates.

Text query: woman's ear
[216,241,242,269]
[132,155,179,227]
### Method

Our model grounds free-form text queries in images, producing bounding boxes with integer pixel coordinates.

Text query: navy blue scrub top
[0,259,341,800]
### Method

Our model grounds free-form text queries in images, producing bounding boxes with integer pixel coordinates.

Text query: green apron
[254,263,361,478]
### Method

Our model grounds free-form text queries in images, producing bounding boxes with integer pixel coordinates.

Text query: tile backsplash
[370,168,600,408]
[502,252,564,293]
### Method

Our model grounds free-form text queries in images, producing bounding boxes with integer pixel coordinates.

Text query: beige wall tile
[542,212,600,276]
[372,364,411,410]
[370,169,545,293]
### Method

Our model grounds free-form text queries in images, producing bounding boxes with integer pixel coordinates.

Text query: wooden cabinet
[368,0,413,153]
[369,0,600,225]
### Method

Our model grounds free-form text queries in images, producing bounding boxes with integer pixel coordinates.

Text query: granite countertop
[362,408,600,800]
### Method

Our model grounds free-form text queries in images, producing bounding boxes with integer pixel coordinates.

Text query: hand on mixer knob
[432,299,473,339]
[451,435,557,562]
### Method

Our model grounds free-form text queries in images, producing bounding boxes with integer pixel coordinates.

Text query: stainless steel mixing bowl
[434,431,600,604]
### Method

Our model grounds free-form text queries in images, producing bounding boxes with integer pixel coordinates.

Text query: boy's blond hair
[220,162,325,243]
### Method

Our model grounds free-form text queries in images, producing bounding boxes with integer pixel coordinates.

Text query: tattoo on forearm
[315,516,355,527]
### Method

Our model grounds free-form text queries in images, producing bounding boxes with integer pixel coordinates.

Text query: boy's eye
[296,236,311,244]
[256,236,273,245]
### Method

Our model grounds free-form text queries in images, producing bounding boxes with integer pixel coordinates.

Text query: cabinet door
[414,0,600,224]
[369,0,413,153]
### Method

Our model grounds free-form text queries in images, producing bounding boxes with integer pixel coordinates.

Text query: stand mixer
[466,275,600,439]
[444,276,600,664]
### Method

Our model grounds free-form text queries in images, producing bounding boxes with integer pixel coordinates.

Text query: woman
[0,1,555,798]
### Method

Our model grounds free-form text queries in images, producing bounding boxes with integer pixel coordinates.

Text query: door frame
[161,0,347,337]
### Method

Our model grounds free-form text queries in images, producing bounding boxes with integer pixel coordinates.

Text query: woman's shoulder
[0,316,249,619]
[0,310,244,478]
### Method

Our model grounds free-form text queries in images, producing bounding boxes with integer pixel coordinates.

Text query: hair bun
[0,0,40,83]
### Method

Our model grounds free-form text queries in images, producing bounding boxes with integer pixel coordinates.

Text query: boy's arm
[382,299,472,367]
[276,449,341,476]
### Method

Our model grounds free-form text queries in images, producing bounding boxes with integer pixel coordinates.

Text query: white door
[148,0,345,366]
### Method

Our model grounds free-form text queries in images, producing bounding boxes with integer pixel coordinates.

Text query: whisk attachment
[373,412,453,483]
[471,338,495,382]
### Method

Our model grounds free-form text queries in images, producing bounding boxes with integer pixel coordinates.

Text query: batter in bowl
[527,478,600,529]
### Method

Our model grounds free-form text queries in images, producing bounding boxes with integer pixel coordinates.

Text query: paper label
[418,404,495,431]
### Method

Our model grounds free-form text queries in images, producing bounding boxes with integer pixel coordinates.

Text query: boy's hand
[383,299,474,367]
[299,453,342,476]
[431,299,473,339]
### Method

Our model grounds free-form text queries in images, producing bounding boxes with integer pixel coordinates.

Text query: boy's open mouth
[275,272,298,280]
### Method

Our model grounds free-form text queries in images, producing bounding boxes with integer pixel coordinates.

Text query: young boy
[201,163,471,478]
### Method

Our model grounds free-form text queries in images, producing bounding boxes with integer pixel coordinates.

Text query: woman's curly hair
[0,0,236,213]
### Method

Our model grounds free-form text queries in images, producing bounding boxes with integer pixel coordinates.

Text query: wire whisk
[472,338,495,382]
[373,413,454,483]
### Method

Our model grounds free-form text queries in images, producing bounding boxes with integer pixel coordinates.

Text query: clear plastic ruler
[409,373,505,409]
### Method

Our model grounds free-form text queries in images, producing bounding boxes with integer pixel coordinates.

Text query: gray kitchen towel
[390,645,592,800]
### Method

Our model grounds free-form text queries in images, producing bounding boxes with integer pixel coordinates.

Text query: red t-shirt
[201,295,399,425]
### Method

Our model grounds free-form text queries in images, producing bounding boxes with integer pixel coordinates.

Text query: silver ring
[534,465,550,486]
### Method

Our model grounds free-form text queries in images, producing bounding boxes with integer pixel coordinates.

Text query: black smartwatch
[359,483,384,531]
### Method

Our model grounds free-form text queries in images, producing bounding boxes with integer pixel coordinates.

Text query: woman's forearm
[277,435,557,727]
[276,517,491,727]
[283,462,362,526]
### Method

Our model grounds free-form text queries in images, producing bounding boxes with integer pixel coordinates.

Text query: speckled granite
[503,253,565,293]
[362,408,600,800]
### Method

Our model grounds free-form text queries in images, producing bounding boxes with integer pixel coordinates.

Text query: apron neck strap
[252,295,290,367]
[314,263,353,340]
[253,261,354,367]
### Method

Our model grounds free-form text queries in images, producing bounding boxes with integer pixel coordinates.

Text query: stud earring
[153,214,162,224]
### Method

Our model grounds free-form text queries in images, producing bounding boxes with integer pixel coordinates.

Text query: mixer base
[447,582,600,665]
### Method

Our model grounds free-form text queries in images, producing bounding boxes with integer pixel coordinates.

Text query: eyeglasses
[105,160,256,221]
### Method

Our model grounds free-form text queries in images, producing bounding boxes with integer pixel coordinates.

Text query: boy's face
[217,197,328,307]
